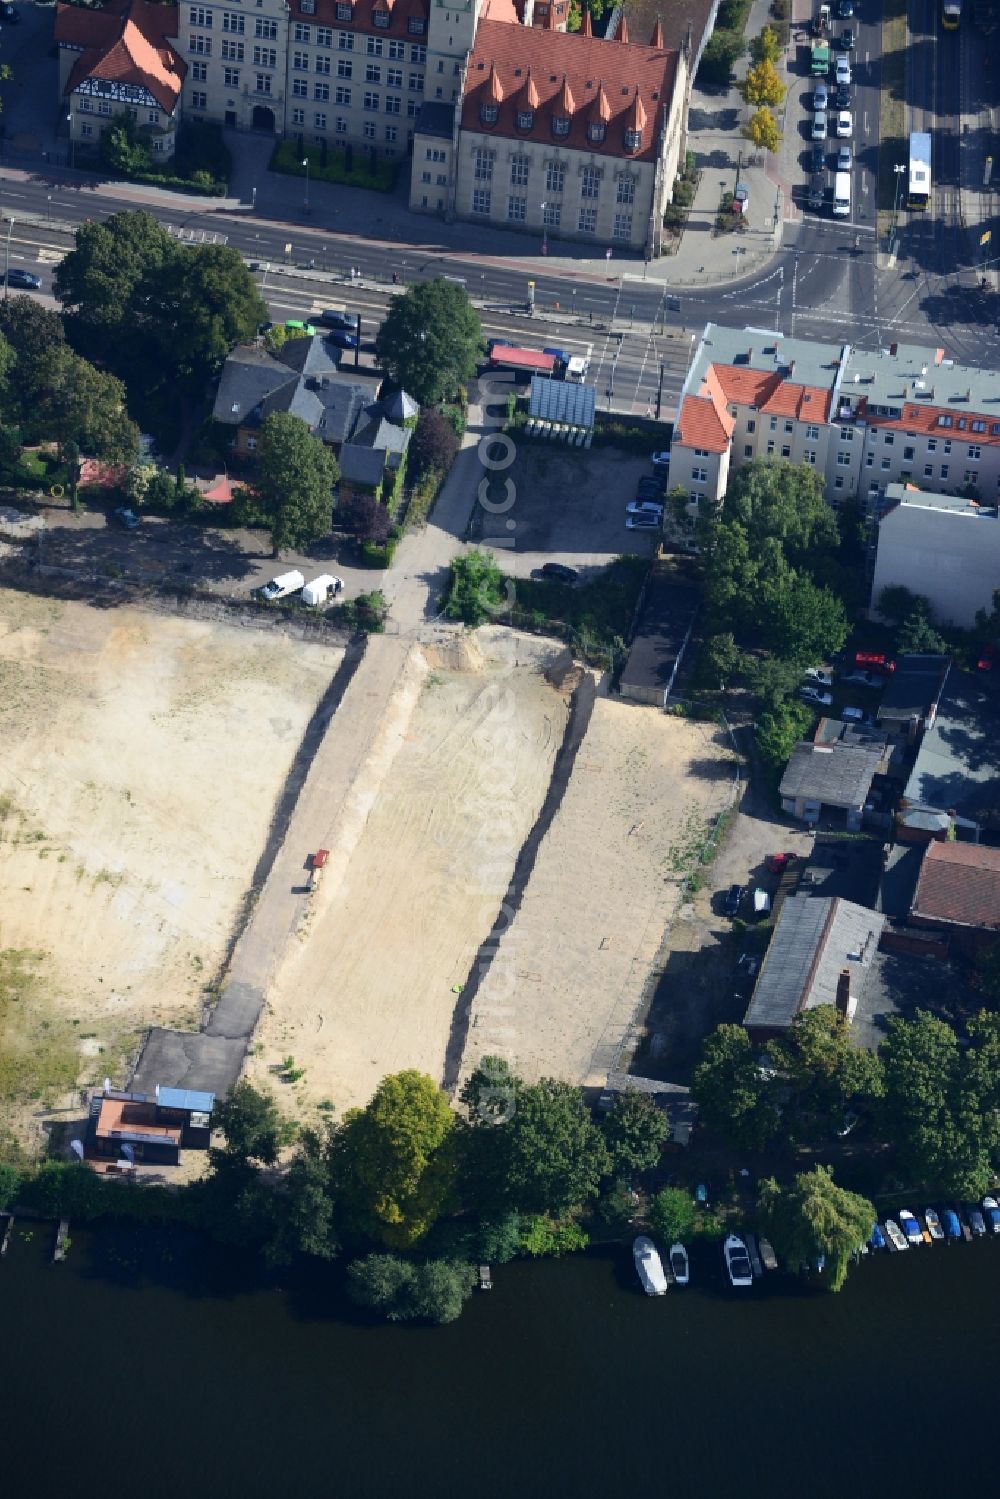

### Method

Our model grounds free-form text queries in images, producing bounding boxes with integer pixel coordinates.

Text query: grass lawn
[878,0,907,225]
[509,555,649,669]
[271,139,398,194]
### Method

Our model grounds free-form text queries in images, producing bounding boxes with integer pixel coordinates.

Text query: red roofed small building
[55,0,185,160]
[909,840,1000,957]
[412,13,689,254]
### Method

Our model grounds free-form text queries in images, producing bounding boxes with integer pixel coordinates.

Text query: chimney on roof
[581,5,592,35]
[889,342,898,356]
[650,16,664,46]
[619,13,630,42]
[935,348,945,364]
[835,968,856,1023]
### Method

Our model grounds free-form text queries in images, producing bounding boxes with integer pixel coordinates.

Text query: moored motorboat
[869,1222,887,1252]
[723,1234,754,1288]
[758,1237,778,1270]
[941,1208,962,1242]
[967,1205,987,1237]
[633,1236,668,1296]
[669,1243,690,1286]
[884,1219,908,1252]
[982,1197,1000,1234]
[899,1210,923,1246]
[924,1208,944,1242]
[744,1233,764,1278]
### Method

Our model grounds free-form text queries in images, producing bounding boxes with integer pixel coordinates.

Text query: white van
[259,569,305,601]
[752,889,771,919]
[833,170,851,218]
[301,574,344,607]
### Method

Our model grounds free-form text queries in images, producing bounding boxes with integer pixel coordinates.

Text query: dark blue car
[327,330,359,349]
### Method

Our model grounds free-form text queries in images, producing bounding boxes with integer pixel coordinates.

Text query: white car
[835,54,852,84]
[651,450,672,471]
[836,110,853,138]
[812,111,829,141]
[802,667,834,687]
[626,500,664,518]
[813,81,829,111]
[626,513,663,530]
[799,686,834,707]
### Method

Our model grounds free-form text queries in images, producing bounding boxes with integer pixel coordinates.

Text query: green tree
[599,1092,668,1178]
[759,572,848,666]
[406,1259,477,1323]
[262,1126,339,1266]
[519,1215,590,1256]
[758,1165,874,1291]
[741,58,786,107]
[744,107,782,154]
[749,24,782,63]
[691,1024,780,1150]
[697,631,745,689]
[755,699,814,768]
[54,210,175,373]
[502,1078,610,1215]
[338,1070,457,1248]
[409,407,460,477]
[725,460,839,565]
[445,549,509,625]
[100,112,153,176]
[145,243,268,392]
[211,1081,292,1169]
[0,1161,22,1210]
[374,278,483,406]
[649,1186,697,1244]
[254,411,339,554]
[346,1254,476,1323]
[35,346,139,467]
[774,1005,884,1139]
[698,31,746,88]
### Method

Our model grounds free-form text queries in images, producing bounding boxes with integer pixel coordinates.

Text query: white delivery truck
[259,569,305,601]
[832,170,851,218]
[301,574,344,607]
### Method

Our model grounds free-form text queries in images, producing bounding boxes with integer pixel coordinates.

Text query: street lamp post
[891,163,906,239]
[66,112,74,170]
[46,195,52,223]
[302,157,310,213]
[540,202,548,256]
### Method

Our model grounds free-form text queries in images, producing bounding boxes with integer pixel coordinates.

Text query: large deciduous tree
[254,411,339,554]
[744,107,782,154]
[35,347,139,468]
[599,1091,669,1178]
[773,1005,884,1140]
[649,1187,697,1244]
[337,1070,457,1248]
[374,278,482,406]
[741,58,786,107]
[691,1024,780,1150]
[758,1166,874,1291]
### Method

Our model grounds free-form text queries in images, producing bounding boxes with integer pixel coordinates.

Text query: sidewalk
[958,20,1000,289]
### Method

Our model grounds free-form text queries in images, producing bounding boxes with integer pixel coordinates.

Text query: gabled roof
[904,665,1000,830]
[56,0,185,113]
[675,365,735,453]
[462,18,679,164]
[912,840,1000,933]
[780,740,883,811]
[212,338,382,442]
[711,364,833,423]
[339,445,388,487]
[744,895,885,1034]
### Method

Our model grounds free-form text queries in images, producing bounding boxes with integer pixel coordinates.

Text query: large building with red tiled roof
[56,0,185,159]
[910,839,1000,956]
[411,10,689,253]
[667,323,1000,524]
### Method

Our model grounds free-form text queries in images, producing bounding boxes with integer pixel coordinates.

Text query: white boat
[723,1233,754,1288]
[924,1208,944,1241]
[758,1237,778,1270]
[899,1209,923,1245]
[633,1236,668,1296]
[884,1219,908,1252]
[669,1243,690,1286]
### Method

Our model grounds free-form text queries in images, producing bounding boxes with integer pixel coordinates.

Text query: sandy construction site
[0,587,338,1150]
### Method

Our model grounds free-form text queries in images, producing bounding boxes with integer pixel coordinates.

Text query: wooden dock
[52,1218,70,1263]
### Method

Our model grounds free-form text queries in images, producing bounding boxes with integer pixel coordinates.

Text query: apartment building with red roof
[55,0,185,159]
[667,323,1000,524]
[909,840,1000,957]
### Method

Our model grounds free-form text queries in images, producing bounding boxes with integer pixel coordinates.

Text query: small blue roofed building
[86,1083,214,1169]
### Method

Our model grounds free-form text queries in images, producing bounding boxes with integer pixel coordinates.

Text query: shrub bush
[270,139,397,193]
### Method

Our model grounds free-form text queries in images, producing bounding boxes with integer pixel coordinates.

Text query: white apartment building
[669,324,1000,518]
[871,483,1000,628]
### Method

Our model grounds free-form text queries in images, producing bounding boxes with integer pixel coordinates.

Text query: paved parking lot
[470,442,660,579]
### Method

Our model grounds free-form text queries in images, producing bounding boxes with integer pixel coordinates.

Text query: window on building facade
[624,128,641,153]
[510,155,528,186]
[940,464,949,478]
[546,161,564,193]
[410,44,426,63]
[293,78,308,96]
[865,451,874,466]
[883,432,894,445]
[781,445,791,458]
[336,116,348,132]
[364,90,379,110]
[367,36,384,55]
[255,73,271,93]
[769,417,777,431]
[904,446,915,460]
[407,98,419,116]
[552,114,570,138]
[612,214,632,240]
[191,90,207,108]
[421,170,431,183]
[293,22,311,41]
[616,175,634,204]
[923,464,933,477]
[191,60,208,80]
[587,122,606,144]
[222,39,243,59]
[834,476,844,490]
[968,444,982,459]
[927,437,937,451]
[366,64,381,82]
[409,72,424,90]
[744,445,753,458]
[965,469,979,485]
[692,467,707,482]
[363,119,376,137]
[543,201,561,227]
[335,85,351,104]
[292,107,305,124]
[944,439,952,453]
[836,451,851,467]
[337,1,352,17]
[81,122,94,137]
[806,425,819,440]
[840,427,853,441]
[746,419,755,432]
[388,39,404,59]
[784,421,793,434]
[436,171,446,184]
[385,95,400,114]
[374,8,389,24]
[254,18,277,39]
[577,206,597,232]
[387,67,402,88]
[408,15,425,30]
[224,67,240,88]
[516,109,534,131]
[508,196,526,222]
[766,441,775,454]
[338,31,354,49]
[581,166,600,200]
[310,112,324,129]
[472,187,491,214]
[338,59,352,77]
[803,451,816,465]
[189,6,212,26]
[189,34,212,54]
[253,46,276,67]
[386,124,398,141]
[938,415,953,427]
[316,55,331,74]
[315,82,330,101]
[480,102,498,125]
[474,148,493,180]
[223,11,244,32]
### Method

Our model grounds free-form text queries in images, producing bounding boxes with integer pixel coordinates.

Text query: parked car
[113,507,140,530]
[258,569,305,601]
[842,668,885,687]
[835,54,852,84]
[813,82,829,111]
[841,705,874,724]
[0,4,21,21]
[626,513,662,530]
[732,183,750,215]
[326,329,359,349]
[835,111,853,138]
[751,889,771,920]
[651,450,672,471]
[803,667,834,687]
[812,112,829,141]
[834,84,852,110]
[837,0,854,16]
[766,852,796,874]
[636,481,666,501]
[723,884,744,918]
[284,319,317,336]
[533,562,578,583]
[807,172,826,209]
[799,686,834,707]
[2,268,40,289]
[809,141,827,174]
[841,25,856,47]
[317,309,356,330]
[976,644,995,671]
[836,144,853,171]
[626,500,664,518]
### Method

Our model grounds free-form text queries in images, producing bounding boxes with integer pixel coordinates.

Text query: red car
[976,645,995,672]
[766,852,795,874]
[854,650,896,674]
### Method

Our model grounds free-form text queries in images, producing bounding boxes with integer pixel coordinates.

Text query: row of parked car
[796,660,887,724]
[627,453,671,530]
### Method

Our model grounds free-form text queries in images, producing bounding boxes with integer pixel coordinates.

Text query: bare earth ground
[462,701,738,1091]
[0,589,338,1152]
[249,632,570,1114]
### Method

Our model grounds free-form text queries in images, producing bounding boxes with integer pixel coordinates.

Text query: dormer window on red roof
[517,109,534,130]
[587,121,606,144]
[624,128,642,152]
[481,101,499,125]
[552,114,570,137]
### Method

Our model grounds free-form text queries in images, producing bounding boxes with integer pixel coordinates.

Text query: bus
[907,131,932,210]
[942,0,961,27]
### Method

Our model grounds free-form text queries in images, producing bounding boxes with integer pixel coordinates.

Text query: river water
[3,1221,997,1497]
